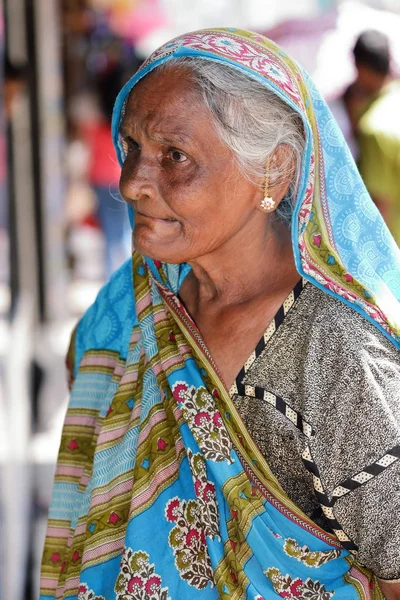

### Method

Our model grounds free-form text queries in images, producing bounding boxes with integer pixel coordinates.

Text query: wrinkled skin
[120,67,271,265]
[119,66,300,389]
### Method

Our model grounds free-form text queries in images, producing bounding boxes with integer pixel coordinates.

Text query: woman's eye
[168,150,187,163]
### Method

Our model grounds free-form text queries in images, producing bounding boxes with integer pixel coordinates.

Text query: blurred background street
[1,0,400,598]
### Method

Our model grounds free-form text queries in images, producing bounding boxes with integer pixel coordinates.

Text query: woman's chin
[134,230,186,264]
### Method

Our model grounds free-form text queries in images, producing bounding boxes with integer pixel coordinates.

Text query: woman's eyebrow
[149,131,191,145]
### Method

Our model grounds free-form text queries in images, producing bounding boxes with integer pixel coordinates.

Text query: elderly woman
[40,29,400,600]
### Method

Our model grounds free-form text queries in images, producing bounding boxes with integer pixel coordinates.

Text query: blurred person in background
[39,29,400,600]
[83,64,131,279]
[1,59,26,234]
[4,58,26,120]
[1,59,26,287]
[344,30,400,246]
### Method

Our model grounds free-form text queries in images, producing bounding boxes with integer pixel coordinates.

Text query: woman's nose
[119,155,159,205]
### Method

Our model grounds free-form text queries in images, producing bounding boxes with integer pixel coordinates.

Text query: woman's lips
[134,211,179,234]
[135,210,177,223]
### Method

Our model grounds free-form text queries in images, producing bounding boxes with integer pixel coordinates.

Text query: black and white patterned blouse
[230,280,400,580]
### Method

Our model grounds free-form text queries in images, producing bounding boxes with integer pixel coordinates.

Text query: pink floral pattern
[267,568,334,600]
[77,584,105,600]
[138,31,302,107]
[171,381,233,463]
[165,493,216,590]
[114,549,170,600]
[188,449,220,540]
[173,32,302,104]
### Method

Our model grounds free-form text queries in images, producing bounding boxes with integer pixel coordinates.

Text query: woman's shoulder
[296,282,399,361]
[245,281,399,405]
[71,258,136,377]
[296,283,400,413]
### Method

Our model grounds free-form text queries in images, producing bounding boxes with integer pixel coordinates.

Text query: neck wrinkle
[183,216,296,310]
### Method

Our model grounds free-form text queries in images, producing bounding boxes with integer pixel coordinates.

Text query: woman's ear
[268,144,295,208]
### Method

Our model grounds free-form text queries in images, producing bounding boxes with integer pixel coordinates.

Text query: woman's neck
[182,216,298,312]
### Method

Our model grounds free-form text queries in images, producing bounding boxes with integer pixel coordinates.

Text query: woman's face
[119,67,262,264]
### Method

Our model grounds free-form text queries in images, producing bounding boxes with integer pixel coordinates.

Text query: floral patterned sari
[40,28,400,600]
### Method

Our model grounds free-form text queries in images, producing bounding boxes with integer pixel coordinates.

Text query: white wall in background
[243,0,320,29]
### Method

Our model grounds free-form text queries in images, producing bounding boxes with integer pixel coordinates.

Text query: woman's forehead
[119,70,231,156]
[121,67,204,127]
[129,66,197,102]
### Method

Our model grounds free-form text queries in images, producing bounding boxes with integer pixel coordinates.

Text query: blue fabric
[74,258,135,375]
[94,186,131,278]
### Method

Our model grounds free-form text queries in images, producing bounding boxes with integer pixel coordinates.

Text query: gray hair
[156,57,306,226]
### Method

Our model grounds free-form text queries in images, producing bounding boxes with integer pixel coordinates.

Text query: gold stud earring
[260,160,275,212]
